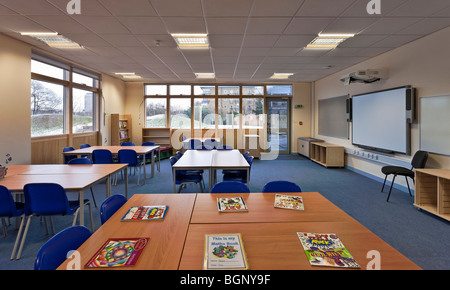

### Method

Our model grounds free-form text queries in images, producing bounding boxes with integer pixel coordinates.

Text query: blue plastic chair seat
[262,181,302,193]
[100,195,127,225]
[210,181,250,193]
[34,225,92,270]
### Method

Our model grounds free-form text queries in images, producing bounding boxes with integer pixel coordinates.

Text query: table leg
[79,189,85,226]
[173,168,177,193]
[106,175,111,198]
[246,168,250,187]
[125,166,128,199]
[151,150,155,178]
[143,154,147,184]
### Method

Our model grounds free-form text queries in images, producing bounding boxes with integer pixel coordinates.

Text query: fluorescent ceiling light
[115,72,136,76]
[171,34,209,49]
[270,73,294,79]
[21,32,82,48]
[123,75,142,79]
[306,33,355,49]
[195,73,215,79]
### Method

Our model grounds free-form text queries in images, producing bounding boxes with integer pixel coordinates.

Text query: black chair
[381,150,428,202]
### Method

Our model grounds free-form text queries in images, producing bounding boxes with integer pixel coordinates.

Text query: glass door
[266,97,291,154]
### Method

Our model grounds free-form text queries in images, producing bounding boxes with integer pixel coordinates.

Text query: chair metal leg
[405,176,412,196]
[387,175,397,202]
[15,215,32,260]
[381,175,388,192]
[10,214,25,260]
[90,187,97,208]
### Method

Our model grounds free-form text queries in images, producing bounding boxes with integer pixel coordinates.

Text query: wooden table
[190,192,355,224]
[172,150,249,193]
[57,194,196,270]
[57,192,420,270]
[1,164,127,226]
[179,221,420,270]
[65,145,160,182]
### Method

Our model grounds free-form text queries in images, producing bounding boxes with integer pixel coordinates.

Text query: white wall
[314,26,450,186]
[0,34,31,165]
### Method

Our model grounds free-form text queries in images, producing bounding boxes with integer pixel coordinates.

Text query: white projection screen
[352,86,414,155]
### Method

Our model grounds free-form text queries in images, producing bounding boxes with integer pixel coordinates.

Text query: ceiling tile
[341,0,407,17]
[73,16,130,34]
[251,0,305,17]
[27,15,91,34]
[246,17,292,34]
[206,17,248,34]
[0,4,16,14]
[297,0,356,17]
[284,17,334,35]
[321,17,379,34]
[243,35,279,47]
[118,17,167,35]
[0,0,63,15]
[209,35,244,48]
[48,0,112,16]
[395,18,450,35]
[0,15,50,33]
[388,0,450,17]
[150,0,203,16]
[274,35,315,48]
[370,35,422,48]
[361,18,421,35]
[97,0,157,16]
[203,0,253,17]
[162,17,206,34]
[98,34,142,46]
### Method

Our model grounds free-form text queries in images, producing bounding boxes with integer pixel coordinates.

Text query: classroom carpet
[1,154,449,270]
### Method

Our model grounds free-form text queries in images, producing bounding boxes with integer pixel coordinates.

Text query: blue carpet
[1,155,449,270]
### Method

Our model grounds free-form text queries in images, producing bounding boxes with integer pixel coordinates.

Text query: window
[218,98,239,129]
[218,85,240,95]
[242,98,264,129]
[145,98,167,128]
[31,79,65,137]
[266,85,292,95]
[72,88,94,133]
[72,72,94,87]
[242,86,264,95]
[194,98,215,129]
[31,59,65,80]
[170,85,191,95]
[31,54,100,138]
[194,85,215,96]
[145,84,167,95]
[170,98,191,129]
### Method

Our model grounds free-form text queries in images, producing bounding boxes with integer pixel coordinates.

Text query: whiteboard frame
[419,94,450,157]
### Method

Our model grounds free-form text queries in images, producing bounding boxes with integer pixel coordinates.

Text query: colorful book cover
[217,197,248,212]
[85,238,149,268]
[121,205,168,221]
[297,233,360,269]
[203,233,249,270]
[274,194,304,210]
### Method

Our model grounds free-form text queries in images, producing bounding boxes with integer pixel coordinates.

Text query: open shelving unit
[309,142,344,168]
[414,169,450,221]
[111,114,131,146]
[142,128,171,147]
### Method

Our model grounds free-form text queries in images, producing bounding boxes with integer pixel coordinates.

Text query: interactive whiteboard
[420,94,450,156]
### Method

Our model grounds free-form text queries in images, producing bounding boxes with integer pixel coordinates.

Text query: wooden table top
[57,194,196,270]
[7,164,126,176]
[211,149,249,168]
[179,221,421,270]
[173,149,215,168]
[190,192,354,224]
[0,173,108,191]
[65,145,159,155]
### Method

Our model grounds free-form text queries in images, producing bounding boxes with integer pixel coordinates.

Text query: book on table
[121,205,168,221]
[274,194,304,210]
[297,232,360,269]
[217,197,248,212]
[203,233,249,270]
[85,238,149,268]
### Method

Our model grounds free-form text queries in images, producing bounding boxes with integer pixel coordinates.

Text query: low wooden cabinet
[414,169,450,221]
[297,137,323,158]
[310,142,344,168]
[142,128,171,147]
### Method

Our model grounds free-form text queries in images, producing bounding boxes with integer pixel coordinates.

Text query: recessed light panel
[270,73,294,79]
[21,32,82,48]
[171,34,209,49]
[306,33,354,49]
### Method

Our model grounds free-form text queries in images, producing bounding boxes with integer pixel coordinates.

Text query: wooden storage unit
[142,128,171,147]
[244,134,261,158]
[414,169,450,221]
[111,114,131,146]
[310,142,344,168]
[297,137,324,158]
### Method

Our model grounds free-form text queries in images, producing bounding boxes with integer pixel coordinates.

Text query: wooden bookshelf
[142,128,171,147]
[310,142,344,167]
[414,169,450,221]
[111,114,131,146]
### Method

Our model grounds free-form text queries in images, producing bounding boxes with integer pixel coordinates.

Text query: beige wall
[313,26,450,185]
[0,34,31,165]
[101,75,127,145]
[292,82,312,152]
